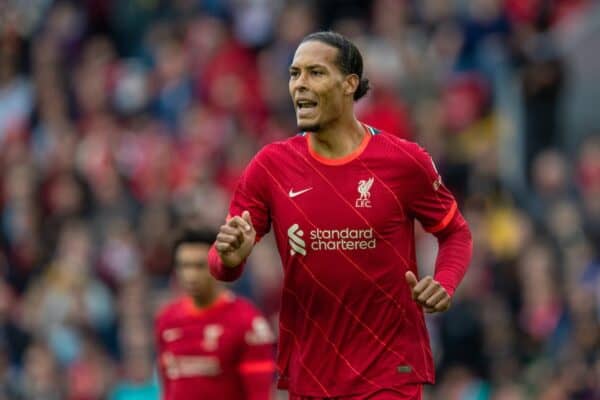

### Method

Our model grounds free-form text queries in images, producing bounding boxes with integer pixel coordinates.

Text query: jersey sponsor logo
[245,317,275,345]
[288,224,307,256]
[310,227,376,251]
[162,352,221,378]
[202,324,224,351]
[356,177,374,208]
[288,224,377,255]
[289,187,313,198]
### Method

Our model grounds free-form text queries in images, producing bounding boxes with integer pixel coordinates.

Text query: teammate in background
[155,229,276,400]
[209,31,472,399]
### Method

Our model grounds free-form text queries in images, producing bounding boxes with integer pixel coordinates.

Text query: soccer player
[155,228,276,399]
[209,31,472,399]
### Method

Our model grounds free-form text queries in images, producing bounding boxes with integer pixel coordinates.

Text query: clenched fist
[215,211,256,268]
[405,271,451,313]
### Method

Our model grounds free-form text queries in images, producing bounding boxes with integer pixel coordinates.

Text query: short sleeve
[229,150,272,241]
[403,144,457,233]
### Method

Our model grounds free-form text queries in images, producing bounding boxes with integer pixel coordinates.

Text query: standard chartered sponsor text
[309,228,376,251]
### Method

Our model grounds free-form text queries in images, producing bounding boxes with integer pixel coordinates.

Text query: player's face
[289,41,349,132]
[175,243,214,299]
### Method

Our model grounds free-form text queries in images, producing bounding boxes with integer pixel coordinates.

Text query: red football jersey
[155,291,276,400]
[218,125,465,397]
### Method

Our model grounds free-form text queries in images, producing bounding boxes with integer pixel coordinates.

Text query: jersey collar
[304,123,375,166]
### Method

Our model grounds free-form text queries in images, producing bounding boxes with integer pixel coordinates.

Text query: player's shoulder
[226,294,275,344]
[253,134,306,161]
[220,293,268,329]
[370,129,421,151]
[155,296,186,325]
[225,292,265,319]
[370,130,431,164]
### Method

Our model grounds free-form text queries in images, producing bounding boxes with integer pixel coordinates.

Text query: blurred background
[0,0,598,399]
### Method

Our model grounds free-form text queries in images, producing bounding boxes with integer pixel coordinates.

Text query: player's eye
[311,70,324,76]
[177,261,207,268]
[289,70,299,79]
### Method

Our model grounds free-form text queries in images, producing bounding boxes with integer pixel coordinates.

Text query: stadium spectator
[0,1,597,398]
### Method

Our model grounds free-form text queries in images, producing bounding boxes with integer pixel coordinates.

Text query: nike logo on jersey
[289,187,312,198]
[163,328,183,342]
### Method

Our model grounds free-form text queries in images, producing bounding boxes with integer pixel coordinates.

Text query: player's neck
[190,287,222,309]
[310,116,364,159]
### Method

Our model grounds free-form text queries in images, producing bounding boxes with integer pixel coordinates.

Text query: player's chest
[160,319,239,362]
[271,163,407,229]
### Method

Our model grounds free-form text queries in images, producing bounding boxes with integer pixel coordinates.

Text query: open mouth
[296,99,318,117]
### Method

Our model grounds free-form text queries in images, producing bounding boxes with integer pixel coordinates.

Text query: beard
[297,121,321,132]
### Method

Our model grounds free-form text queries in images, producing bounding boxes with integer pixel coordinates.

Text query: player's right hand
[405,271,451,313]
[215,210,256,268]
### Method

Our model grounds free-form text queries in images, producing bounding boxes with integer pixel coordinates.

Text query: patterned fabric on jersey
[218,124,465,397]
[155,292,275,400]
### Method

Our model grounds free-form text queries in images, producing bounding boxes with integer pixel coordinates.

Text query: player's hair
[172,228,217,265]
[301,31,370,101]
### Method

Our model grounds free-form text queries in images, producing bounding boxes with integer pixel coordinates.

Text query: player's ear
[343,74,359,97]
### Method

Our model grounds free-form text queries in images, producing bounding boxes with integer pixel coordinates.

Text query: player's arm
[154,319,172,398]
[403,143,473,313]
[209,152,271,281]
[406,211,471,313]
[238,314,276,400]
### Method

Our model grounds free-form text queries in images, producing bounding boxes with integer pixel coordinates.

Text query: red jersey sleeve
[229,150,272,241]
[402,142,472,296]
[210,149,273,281]
[432,211,472,297]
[237,306,276,400]
[403,143,457,233]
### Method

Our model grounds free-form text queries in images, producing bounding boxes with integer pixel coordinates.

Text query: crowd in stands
[0,0,598,398]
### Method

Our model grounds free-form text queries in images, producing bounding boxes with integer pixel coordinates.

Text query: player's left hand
[405,271,451,313]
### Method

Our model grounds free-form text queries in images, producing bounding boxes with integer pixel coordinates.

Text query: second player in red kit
[156,229,276,399]
[210,32,472,399]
